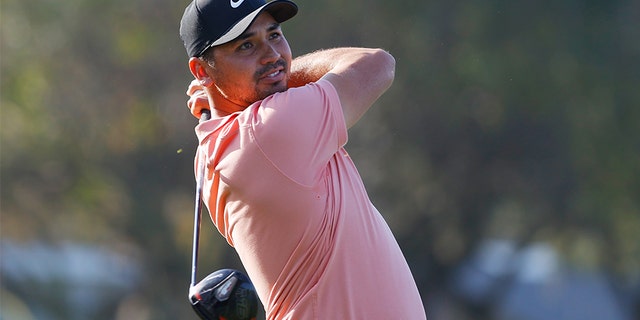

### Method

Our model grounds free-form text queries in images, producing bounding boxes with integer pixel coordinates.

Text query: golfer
[180,0,427,318]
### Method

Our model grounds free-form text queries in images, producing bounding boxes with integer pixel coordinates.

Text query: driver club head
[189,269,259,320]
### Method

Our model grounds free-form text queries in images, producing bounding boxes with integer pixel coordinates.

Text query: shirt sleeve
[249,79,347,186]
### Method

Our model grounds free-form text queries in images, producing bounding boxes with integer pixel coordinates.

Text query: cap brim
[210,0,297,48]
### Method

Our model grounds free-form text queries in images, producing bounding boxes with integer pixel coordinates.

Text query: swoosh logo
[230,0,245,8]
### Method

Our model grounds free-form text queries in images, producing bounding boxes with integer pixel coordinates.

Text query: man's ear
[188,57,214,87]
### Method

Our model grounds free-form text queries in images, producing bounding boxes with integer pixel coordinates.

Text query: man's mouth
[258,67,286,85]
[265,70,281,78]
[257,60,287,81]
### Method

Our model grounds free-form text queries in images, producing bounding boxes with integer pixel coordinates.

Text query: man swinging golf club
[179,0,427,318]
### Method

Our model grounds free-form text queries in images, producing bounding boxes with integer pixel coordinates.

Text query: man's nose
[260,43,280,65]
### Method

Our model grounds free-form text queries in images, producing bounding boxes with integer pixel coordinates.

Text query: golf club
[188,109,259,320]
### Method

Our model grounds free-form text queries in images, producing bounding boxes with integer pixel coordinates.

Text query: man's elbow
[373,49,396,89]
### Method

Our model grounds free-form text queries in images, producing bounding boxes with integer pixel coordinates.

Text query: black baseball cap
[180,0,298,57]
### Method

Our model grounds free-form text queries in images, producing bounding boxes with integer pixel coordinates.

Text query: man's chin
[259,83,288,99]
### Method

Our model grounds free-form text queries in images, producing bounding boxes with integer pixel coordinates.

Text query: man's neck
[207,88,246,117]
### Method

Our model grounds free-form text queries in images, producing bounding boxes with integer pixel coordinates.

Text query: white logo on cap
[230,0,245,8]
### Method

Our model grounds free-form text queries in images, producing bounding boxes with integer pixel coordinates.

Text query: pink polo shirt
[195,79,426,319]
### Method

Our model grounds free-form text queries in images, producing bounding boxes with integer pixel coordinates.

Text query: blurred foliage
[1,0,639,319]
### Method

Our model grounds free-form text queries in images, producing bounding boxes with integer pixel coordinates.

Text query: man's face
[206,12,292,107]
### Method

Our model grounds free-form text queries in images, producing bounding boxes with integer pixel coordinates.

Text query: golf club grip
[190,109,212,287]
[200,109,211,122]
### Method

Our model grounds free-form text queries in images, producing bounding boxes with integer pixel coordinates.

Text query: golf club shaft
[191,109,212,287]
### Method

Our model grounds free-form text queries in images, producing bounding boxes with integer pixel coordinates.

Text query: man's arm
[288,48,396,128]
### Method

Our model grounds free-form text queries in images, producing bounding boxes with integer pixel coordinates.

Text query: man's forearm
[286,47,395,128]
[288,48,358,88]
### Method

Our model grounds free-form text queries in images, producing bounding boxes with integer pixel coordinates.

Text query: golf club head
[189,269,259,320]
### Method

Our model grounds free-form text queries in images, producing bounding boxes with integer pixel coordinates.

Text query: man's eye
[239,42,253,50]
[269,32,281,40]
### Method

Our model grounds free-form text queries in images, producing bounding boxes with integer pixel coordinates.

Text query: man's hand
[186,79,211,119]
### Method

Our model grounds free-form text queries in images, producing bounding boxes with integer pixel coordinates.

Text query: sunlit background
[2,0,639,319]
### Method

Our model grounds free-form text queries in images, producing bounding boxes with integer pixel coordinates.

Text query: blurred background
[1,0,639,319]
